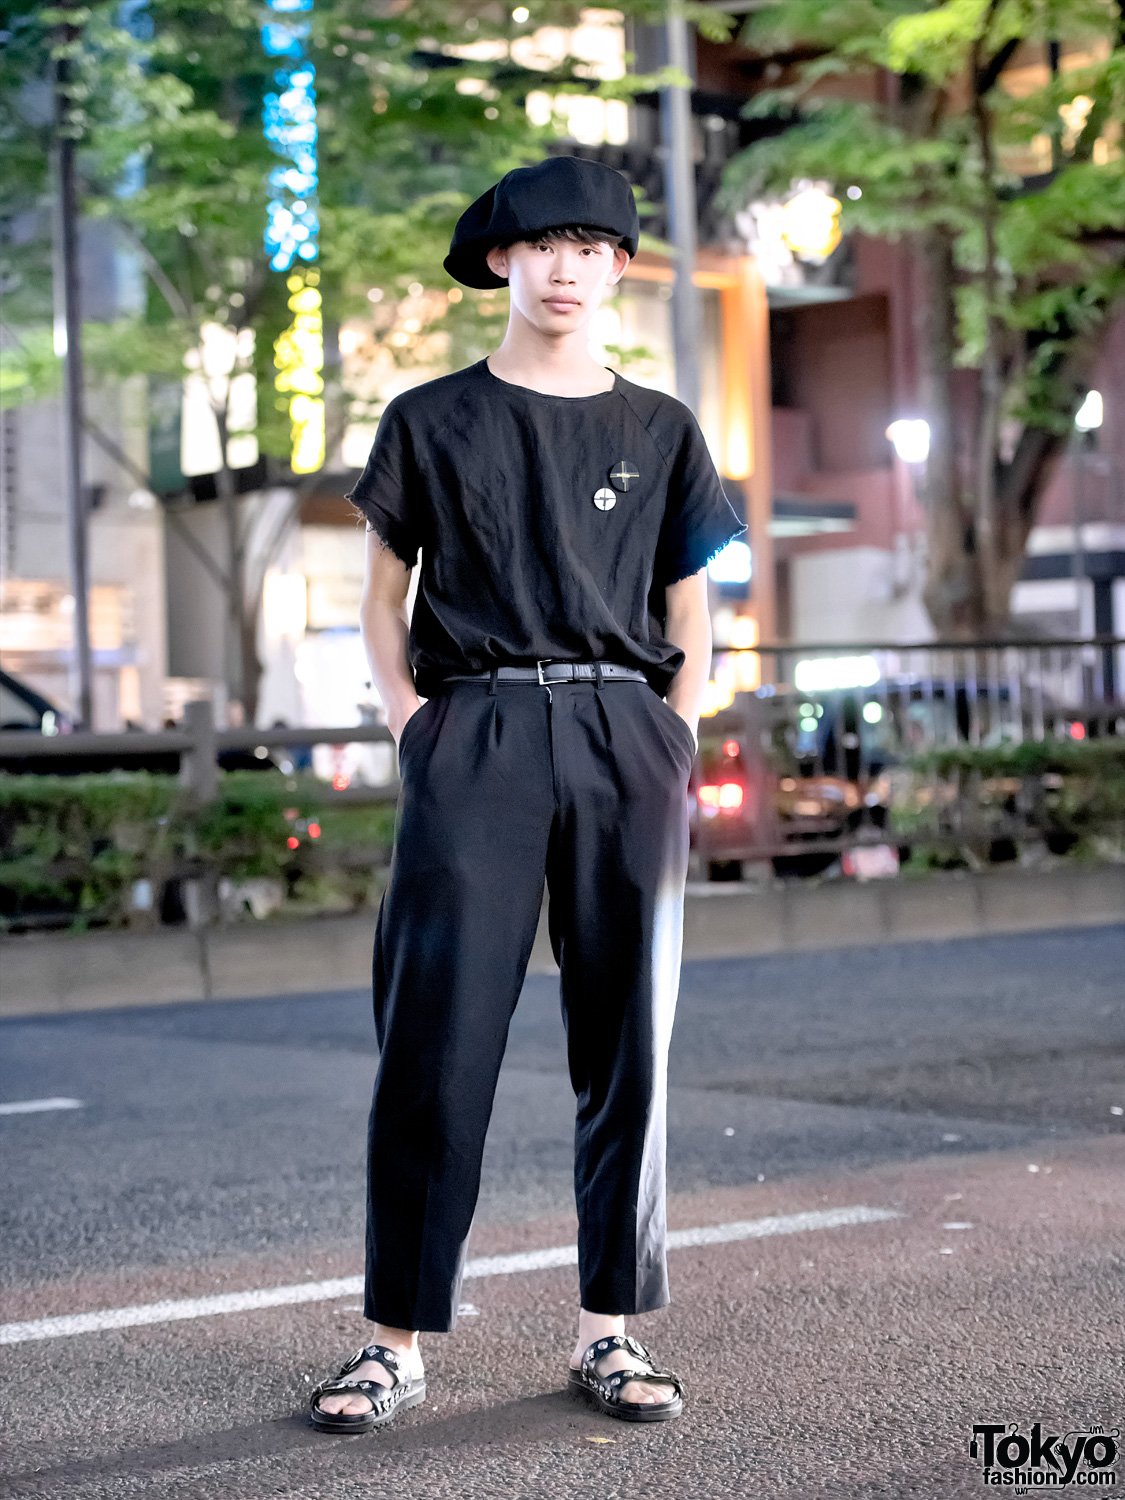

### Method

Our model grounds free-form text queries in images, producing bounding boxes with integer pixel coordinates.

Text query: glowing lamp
[1074,390,1103,432]
[709,538,752,585]
[886,418,930,465]
[779,183,842,263]
[794,655,881,693]
[697,781,746,813]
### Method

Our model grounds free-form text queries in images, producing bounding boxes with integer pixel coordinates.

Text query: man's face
[485,235,629,333]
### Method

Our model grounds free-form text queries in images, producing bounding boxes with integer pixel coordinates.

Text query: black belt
[440,661,651,687]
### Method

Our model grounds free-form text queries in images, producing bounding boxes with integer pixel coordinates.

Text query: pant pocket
[397,693,442,763]
[648,690,697,764]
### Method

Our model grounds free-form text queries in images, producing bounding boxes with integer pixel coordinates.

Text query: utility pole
[51,6,94,729]
[659,0,702,416]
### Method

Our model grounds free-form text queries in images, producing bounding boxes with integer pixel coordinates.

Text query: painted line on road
[0,1097,83,1116]
[0,1205,902,1346]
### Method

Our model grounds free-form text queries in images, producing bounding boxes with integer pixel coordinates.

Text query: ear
[608,245,630,286]
[484,243,509,279]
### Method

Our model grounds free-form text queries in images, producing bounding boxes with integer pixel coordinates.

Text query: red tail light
[697,780,746,813]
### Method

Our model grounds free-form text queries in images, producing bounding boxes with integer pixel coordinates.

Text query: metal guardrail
[2,636,1120,765]
[691,635,1123,875]
[1,636,1121,920]
[717,635,1123,738]
[0,701,401,803]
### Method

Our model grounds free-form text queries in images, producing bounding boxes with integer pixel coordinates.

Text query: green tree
[718,0,1125,638]
[1,0,724,720]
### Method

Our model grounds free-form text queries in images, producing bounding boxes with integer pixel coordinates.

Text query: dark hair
[506,224,623,250]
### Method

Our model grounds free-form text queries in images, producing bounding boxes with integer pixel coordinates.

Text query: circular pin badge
[608,459,639,493]
[593,487,617,511]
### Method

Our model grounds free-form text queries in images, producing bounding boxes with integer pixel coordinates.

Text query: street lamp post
[1072,389,1109,695]
[659,0,702,417]
[51,6,94,729]
[885,418,931,599]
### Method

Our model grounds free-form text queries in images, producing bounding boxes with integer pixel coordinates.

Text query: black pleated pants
[363,670,694,1332]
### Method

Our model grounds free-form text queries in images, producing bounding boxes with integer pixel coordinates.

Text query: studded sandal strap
[358,1343,407,1388]
[311,1375,398,1416]
[310,1348,362,1402]
[578,1334,685,1403]
[310,1343,408,1407]
[604,1368,647,1397]
[620,1334,653,1364]
[314,1376,379,1399]
[645,1366,686,1400]
[601,1366,686,1403]
[580,1333,632,1372]
[580,1333,657,1370]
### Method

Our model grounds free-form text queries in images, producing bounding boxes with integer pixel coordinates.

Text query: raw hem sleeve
[661,516,749,586]
[652,407,748,589]
[347,496,420,571]
[344,396,422,570]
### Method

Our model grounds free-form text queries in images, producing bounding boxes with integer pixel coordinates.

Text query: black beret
[444,155,639,290]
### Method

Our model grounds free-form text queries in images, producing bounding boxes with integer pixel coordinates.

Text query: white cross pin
[609,460,639,492]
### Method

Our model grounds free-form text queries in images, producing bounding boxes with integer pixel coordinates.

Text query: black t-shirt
[345,356,747,699]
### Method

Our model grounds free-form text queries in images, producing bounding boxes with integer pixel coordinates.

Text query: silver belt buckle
[536,658,573,686]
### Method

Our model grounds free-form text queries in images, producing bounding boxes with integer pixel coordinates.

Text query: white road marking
[0,1097,83,1116]
[0,1204,902,1346]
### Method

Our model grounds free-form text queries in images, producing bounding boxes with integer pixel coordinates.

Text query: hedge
[894,736,1125,866]
[0,770,398,932]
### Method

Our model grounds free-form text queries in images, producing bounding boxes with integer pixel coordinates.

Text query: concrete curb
[1,864,1122,1019]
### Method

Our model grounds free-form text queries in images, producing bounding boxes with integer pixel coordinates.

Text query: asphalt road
[1,924,1122,1498]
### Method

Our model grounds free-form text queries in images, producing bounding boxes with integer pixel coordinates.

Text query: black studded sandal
[567,1333,685,1423]
[309,1342,426,1434]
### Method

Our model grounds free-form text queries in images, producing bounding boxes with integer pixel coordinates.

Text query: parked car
[688,670,1110,880]
[689,691,893,880]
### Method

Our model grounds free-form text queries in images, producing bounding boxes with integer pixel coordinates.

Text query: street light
[885,418,931,599]
[885,418,931,466]
[1070,389,1102,637]
[778,181,842,263]
[1074,388,1103,433]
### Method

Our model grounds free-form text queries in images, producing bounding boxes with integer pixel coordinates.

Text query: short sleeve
[344,397,423,569]
[653,409,748,588]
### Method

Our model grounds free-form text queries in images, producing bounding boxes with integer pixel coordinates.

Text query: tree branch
[974,36,1020,97]
[1001,311,1115,541]
[107,215,196,325]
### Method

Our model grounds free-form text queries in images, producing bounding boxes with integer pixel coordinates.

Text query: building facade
[5,9,1121,740]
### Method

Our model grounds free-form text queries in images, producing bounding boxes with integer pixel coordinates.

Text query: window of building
[591,278,725,461]
[443,8,629,146]
[996,38,1119,178]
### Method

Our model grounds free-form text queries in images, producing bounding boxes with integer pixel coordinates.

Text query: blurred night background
[1,0,1123,920]
[2,12,1123,1492]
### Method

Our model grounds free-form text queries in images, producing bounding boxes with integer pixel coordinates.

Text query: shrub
[0,771,398,931]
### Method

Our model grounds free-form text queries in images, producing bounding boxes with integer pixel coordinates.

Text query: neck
[488,315,611,395]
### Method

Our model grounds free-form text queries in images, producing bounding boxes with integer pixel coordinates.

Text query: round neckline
[479,357,619,402]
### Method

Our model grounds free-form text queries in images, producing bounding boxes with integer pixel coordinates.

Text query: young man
[309,155,746,1431]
